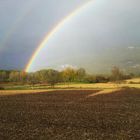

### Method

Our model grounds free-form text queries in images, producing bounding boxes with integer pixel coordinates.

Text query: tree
[111,66,123,82]
[27,72,39,86]
[34,70,49,83]
[9,71,20,82]
[0,71,7,82]
[45,69,60,87]
[76,68,86,82]
[19,71,27,83]
[62,67,76,82]
[95,75,109,83]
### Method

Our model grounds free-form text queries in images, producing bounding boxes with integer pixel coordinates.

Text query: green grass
[1,82,140,90]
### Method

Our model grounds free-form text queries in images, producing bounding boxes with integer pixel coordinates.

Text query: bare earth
[0,88,140,140]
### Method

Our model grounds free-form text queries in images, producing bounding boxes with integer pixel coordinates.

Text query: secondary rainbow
[25,0,94,72]
[0,0,38,50]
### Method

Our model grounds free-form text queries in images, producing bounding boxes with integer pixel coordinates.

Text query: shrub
[0,87,4,90]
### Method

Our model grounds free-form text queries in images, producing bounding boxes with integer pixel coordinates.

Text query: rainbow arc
[25,0,94,72]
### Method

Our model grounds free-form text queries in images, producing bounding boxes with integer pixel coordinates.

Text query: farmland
[1,0,140,139]
[0,87,140,140]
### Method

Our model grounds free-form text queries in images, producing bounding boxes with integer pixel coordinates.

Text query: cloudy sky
[0,0,140,74]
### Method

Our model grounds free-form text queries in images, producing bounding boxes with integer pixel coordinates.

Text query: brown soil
[0,89,139,140]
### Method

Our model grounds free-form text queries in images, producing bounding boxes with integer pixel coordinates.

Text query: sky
[0,0,140,74]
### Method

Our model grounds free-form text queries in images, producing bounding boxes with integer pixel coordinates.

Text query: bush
[85,75,96,83]
[0,87,5,90]
[95,75,109,83]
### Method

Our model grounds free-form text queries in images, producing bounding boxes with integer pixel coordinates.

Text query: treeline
[0,67,134,86]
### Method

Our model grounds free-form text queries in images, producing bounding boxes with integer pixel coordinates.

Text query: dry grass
[56,83,140,89]
[56,83,118,89]
[1,82,140,96]
[0,90,49,96]
[125,78,140,84]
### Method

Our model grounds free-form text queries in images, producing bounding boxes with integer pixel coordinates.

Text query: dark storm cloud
[0,0,140,73]
[0,0,89,69]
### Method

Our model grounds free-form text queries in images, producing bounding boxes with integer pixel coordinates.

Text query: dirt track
[0,89,140,140]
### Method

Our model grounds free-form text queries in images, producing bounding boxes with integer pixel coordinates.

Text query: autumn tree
[76,68,86,82]
[111,66,123,82]
[0,71,7,82]
[45,69,60,87]
[9,71,20,82]
[27,72,39,85]
[34,70,49,83]
[62,67,76,82]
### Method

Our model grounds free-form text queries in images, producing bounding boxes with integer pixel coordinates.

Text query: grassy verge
[1,82,140,90]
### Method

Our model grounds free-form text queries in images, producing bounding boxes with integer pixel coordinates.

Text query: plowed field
[0,88,140,140]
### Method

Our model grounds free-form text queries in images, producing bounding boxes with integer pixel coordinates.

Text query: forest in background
[0,66,136,87]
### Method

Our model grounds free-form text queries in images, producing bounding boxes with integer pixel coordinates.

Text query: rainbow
[25,0,94,72]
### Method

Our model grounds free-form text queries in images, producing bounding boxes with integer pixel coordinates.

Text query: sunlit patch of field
[125,78,140,84]
[1,82,140,96]
[0,90,50,96]
[122,83,140,88]
[88,88,122,97]
[56,83,118,89]
[56,83,140,89]
[0,89,95,96]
